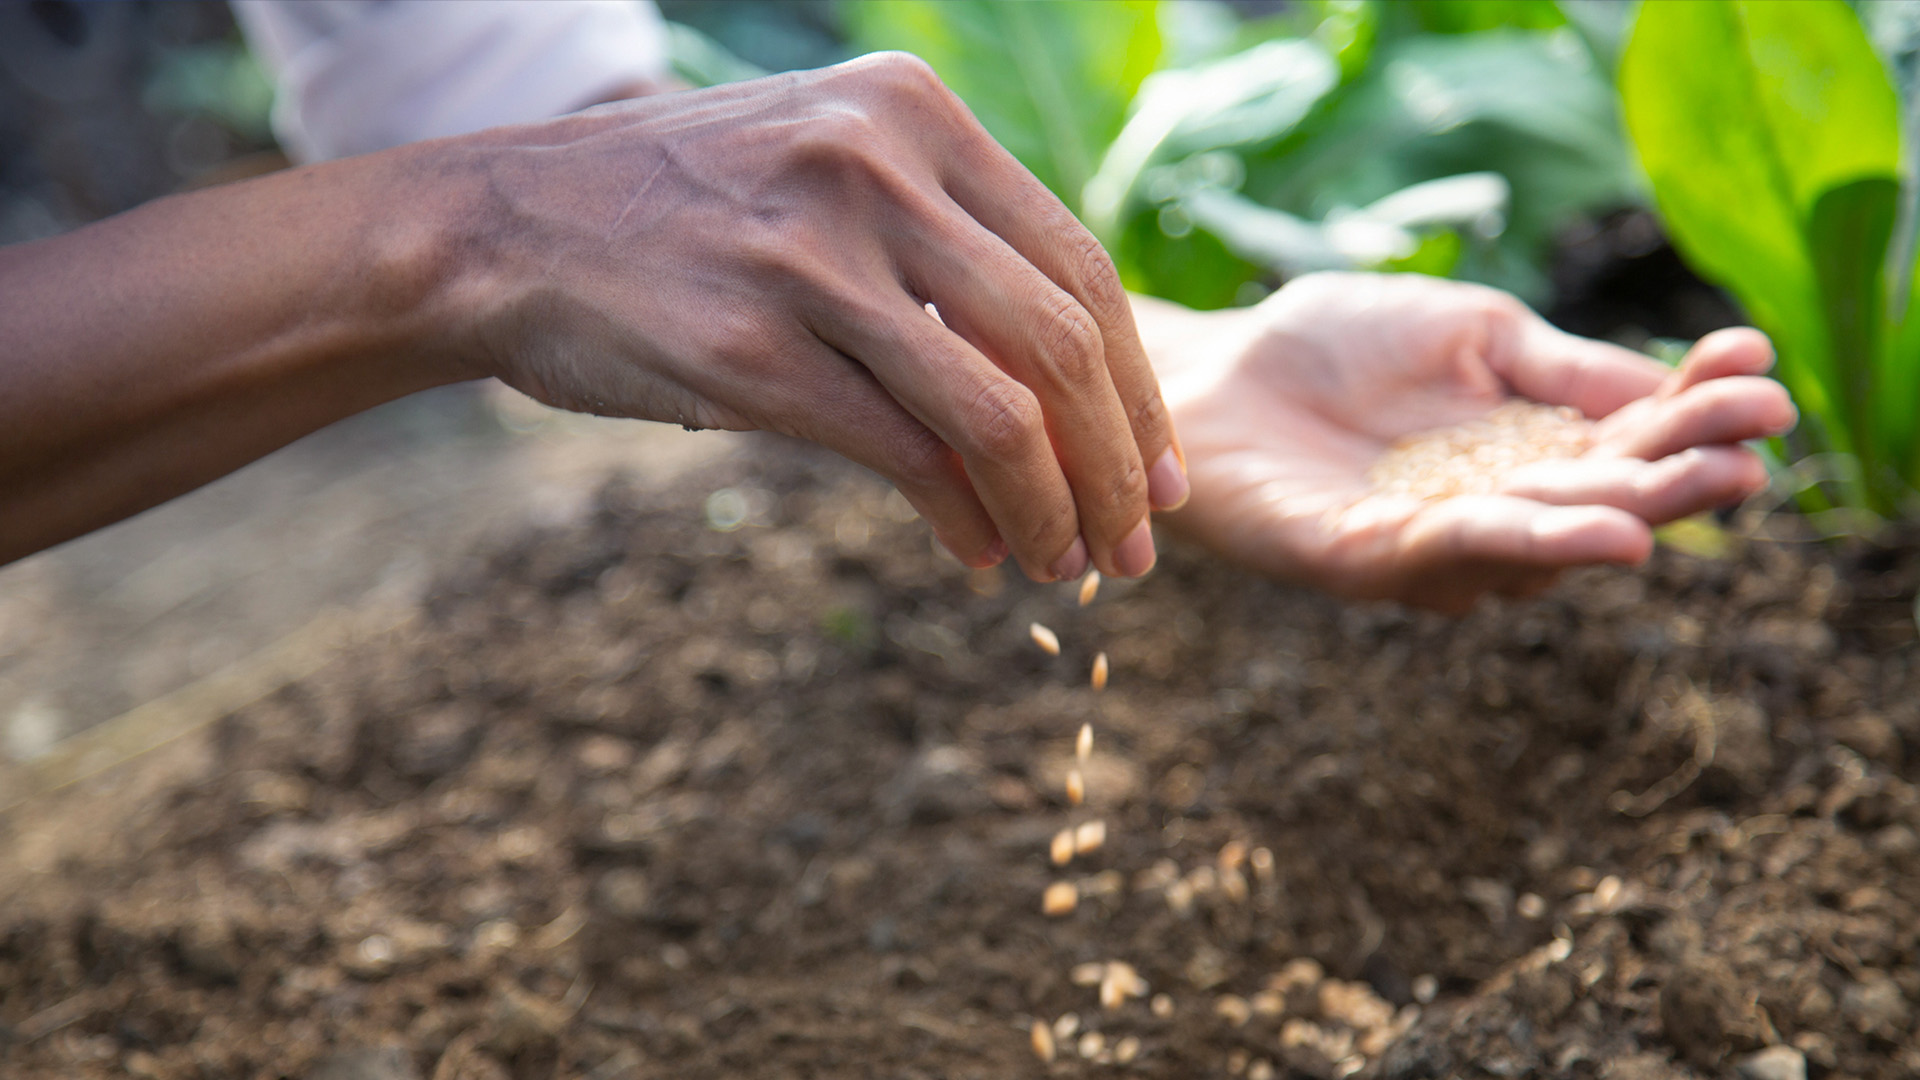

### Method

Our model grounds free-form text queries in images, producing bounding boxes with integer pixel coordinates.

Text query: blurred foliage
[845,0,1637,309]
[1622,0,1915,518]
[143,40,274,142]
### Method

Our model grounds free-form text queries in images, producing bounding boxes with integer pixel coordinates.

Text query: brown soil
[2,442,1917,1079]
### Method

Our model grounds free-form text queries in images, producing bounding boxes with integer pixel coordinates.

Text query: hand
[448,53,1183,581]
[1144,272,1796,612]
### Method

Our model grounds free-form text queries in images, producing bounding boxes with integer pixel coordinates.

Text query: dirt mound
[2,443,1916,1078]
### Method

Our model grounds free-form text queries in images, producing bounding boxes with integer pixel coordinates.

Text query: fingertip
[1532,505,1652,565]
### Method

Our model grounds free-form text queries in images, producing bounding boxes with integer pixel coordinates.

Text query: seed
[1107,960,1147,997]
[1066,768,1085,806]
[1150,993,1174,1018]
[1214,994,1252,1027]
[1073,820,1106,856]
[1411,974,1437,1004]
[1076,722,1093,762]
[1051,829,1075,866]
[1071,963,1107,987]
[1114,1035,1141,1064]
[1053,1012,1080,1039]
[1516,892,1546,920]
[1593,875,1623,911]
[1090,652,1109,692]
[1077,1031,1105,1059]
[1030,622,1061,656]
[1043,881,1079,916]
[1250,847,1274,879]
[1078,569,1101,606]
[1030,1019,1056,1062]
[1099,974,1126,1010]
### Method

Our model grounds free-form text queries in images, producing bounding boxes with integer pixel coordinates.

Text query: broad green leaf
[843,0,1163,210]
[1388,0,1566,36]
[1809,176,1899,506]
[1739,0,1901,209]
[1620,0,1836,432]
[664,22,768,88]
[1083,38,1339,239]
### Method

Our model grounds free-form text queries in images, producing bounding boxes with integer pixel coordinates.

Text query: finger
[1660,327,1776,397]
[1394,495,1654,579]
[1495,318,1673,418]
[768,340,1005,567]
[1499,447,1768,524]
[901,206,1154,578]
[1596,376,1797,461]
[811,289,1086,582]
[934,127,1184,514]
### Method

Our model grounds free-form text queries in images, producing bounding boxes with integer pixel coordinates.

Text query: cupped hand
[451,53,1183,581]
[1144,272,1797,612]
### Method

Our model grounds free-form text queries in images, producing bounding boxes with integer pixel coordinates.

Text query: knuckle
[1069,229,1125,315]
[1020,493,1079,551]
[852,51,942,97]
[1036,290,1102,385]
[891,423,956,490]
[962,378,1042,461]
[1127,389,1169,440]
[1098,458,1149,518]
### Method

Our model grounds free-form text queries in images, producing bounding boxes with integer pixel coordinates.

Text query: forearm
[0,145,484,563]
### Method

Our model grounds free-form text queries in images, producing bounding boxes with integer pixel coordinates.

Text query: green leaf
[664,22,768,88]
[843,0,1164,210]
[1809,176,1899,507]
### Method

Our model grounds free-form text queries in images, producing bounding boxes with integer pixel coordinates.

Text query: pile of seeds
[1367,400,1593,500]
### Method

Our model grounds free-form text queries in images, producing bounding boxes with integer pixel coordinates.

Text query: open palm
[1143,273,1797,612]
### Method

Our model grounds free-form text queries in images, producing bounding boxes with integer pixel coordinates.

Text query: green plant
[1621,0,1914,518]
[847,0,1637,310]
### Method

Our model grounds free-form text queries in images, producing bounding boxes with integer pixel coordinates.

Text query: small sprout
[1071,963,1107,987]
[1516,892,1546,920]
[1411,974,1438,1004]
[1066,768,1085,806]
[1078,569,1102,606]
[1077,1031,1105,1060]
[1073,820,1106,856]
[1149,993,1174,1018]
[1214,994,1252,1027]
[1043,881,1079,916]
[1249,846,1275,880]
[1053,1012,1081,1039]
[1076,722,1093,762]
[1218,840,1248,871]
[1090,652,1109,692]
[1030,622,1061,656]
[1051,829,1076,866]
[1030,1019,1056,1063]
[1114,1035,1141,1064]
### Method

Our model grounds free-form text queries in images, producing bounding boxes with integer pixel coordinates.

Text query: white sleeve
[231,0,671,164]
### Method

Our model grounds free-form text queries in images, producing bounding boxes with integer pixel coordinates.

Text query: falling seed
[1077,1032,1105,1060]
[1043,881,1079,916]
[1078,570,1102,606]
[1250,847,1274,879]
[1115,1035,1141,1064]
[1214,994,1252,1027]
[1090,652,1109,692]
[1150,993,1174,1018]
[1051,829,1075,866]
[1073,820,1106,856]
[1066,768,1085,806]
[1071,963,1106,987]
[1030,1019,1056,1063]
[1053,1012,1081,1039]
[1218,840,1248,871]
[1030,622,1061,656]
[1076,722,1093,762]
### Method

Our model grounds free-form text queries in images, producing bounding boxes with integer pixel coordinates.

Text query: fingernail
[977,535,1009,568]
[1049,537,1089,582]
[1147,448,1189,510]
[1114,518,1156,577]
